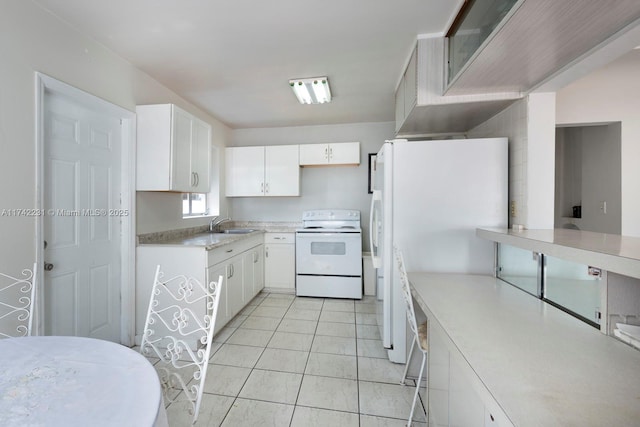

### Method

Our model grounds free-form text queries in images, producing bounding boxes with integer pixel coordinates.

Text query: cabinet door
[191,118,211,193]
[449,351,485,427]
[299,144,329,165]
[265,243,295,290]
[265,145,300,196]
[329,142,360,165]
[225,146,265,197]
[395,78,405,132]
[226,257,243,319]
[404,47,418,115]
[171,106,193,191]
[208,263,228,335]
[242,250,255,304]
[253,246,264,297]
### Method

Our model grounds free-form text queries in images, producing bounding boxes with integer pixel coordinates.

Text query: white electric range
[295,210,363,299]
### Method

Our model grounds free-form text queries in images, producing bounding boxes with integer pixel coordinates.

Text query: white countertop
[408,272,640,426]
[477,228,640,279]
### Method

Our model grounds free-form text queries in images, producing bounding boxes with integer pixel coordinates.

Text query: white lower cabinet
[264,233,295,291]
[243,245,264,302]
[136,235,264,342]
[207,263,228,334]
[428,320,511,427]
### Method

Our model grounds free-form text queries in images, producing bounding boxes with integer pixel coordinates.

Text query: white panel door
[225,146,264,196]
[265,145,299,196]
[44,91,121,342]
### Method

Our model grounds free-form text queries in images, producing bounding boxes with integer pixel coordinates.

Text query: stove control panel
[302,210,360,221]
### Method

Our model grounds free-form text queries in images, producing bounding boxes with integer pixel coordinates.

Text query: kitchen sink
[222,229,256,234]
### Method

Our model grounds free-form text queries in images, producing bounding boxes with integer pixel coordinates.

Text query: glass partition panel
[544,256,602,326]
[447,0,519,84]
[497,244,539,296]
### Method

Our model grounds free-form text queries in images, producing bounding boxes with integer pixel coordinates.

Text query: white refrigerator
[369,138,508,363]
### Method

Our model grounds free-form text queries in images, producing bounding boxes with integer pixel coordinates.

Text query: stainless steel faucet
[209,216,231,232]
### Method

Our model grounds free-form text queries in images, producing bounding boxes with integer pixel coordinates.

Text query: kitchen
[2,0,640,426]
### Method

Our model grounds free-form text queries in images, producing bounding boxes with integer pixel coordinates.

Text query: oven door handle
[296,233,361,239]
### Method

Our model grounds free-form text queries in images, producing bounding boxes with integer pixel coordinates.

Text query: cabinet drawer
[208,242,241,266]
[207,235,263,266]
[265,233,295,244]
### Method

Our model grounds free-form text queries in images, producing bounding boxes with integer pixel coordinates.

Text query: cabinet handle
[265,183,269,194]
[273,237,283,240]
[265,247,269,258]
[261,182,264,193]
[226,249,233,253]
[191,172,195,186]
[324,147,328,159]
[195,172,199,187]
[329,147,333,160]
[253,252,258,263]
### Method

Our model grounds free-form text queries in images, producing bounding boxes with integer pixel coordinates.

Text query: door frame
[34,73,136,345]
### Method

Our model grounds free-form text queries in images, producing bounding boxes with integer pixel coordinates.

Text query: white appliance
[296,210,363,299]
[370,138,507,363]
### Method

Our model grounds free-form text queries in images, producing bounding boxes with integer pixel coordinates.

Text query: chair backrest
[0,262,37,338]
[394,245,420,339]
[140,265,223,425]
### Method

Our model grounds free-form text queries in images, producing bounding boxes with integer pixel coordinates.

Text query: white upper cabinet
[225,145,299,197]
[226,146,264,197]
[136,104,211,192]
[299,142,360,166]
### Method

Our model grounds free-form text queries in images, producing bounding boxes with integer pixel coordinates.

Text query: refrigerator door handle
[369,190,382,268]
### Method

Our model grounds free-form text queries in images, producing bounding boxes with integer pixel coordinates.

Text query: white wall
[229,122,395,249]
[467,94,556,230]
[556,49,640,236]
[0,1,230,274]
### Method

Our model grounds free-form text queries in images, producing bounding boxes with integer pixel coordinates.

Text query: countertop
[142,229,265,251]
[477,228,640,279]
[408,272,640,426]
[137,221,300,251]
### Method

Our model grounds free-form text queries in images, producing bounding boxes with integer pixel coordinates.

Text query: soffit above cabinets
[446,0,640,95]
[399,99,517,136]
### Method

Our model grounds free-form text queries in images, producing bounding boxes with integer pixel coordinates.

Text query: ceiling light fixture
[289,77,332,104]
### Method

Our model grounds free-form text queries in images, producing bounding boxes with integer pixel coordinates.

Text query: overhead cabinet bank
[136,104,211,192]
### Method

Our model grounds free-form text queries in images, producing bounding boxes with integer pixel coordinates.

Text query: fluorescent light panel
[289,77,331,104]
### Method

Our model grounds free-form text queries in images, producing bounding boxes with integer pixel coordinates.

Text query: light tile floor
[149,292,427,426]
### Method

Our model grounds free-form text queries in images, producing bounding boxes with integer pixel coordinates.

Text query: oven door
[296,232,362,276]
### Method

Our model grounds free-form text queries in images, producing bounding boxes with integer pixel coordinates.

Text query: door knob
[44,262,54,271]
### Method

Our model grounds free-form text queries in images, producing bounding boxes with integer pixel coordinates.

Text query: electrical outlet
[600,201,607,214]
[510,201,517,217]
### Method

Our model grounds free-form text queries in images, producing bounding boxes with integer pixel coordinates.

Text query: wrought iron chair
[0,263,37,338]
[395,246,428,426]
[140,265,223,425]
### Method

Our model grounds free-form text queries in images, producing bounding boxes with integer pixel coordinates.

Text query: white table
[0,336,168,427]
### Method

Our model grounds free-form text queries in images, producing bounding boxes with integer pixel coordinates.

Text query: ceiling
[34,0,464,129]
